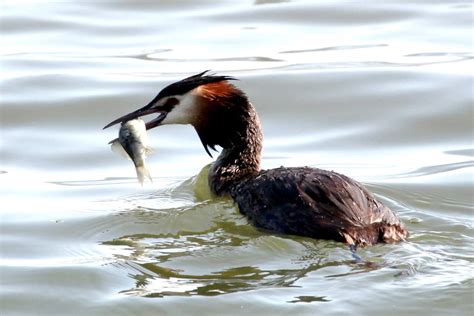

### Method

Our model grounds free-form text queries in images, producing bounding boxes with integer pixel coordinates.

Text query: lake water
[1,1,473,315]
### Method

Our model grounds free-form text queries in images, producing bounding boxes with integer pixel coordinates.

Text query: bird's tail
[341,222,408,247]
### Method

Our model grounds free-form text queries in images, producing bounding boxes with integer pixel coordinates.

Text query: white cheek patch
[161,92,199,125]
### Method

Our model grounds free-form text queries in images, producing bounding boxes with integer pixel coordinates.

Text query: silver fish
[109,118,153,185]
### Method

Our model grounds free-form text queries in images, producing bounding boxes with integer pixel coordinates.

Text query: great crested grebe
[104,71,408,247]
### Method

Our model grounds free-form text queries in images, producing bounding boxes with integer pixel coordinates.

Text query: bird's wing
[231,167,405,244]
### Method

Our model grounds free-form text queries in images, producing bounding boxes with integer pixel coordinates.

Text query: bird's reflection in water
[102,222,386,298]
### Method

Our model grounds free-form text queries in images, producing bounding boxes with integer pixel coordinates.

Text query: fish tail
[135,163,152,185]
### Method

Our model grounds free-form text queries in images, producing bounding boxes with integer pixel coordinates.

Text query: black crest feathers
[145,71,237,107]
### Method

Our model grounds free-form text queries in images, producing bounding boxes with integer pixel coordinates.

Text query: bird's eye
[163,97,179,111]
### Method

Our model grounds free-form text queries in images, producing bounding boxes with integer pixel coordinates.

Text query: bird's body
[230,167,406,246]
[104,71,408,247]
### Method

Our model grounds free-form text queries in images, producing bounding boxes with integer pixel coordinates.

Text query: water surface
[1,1,473,315]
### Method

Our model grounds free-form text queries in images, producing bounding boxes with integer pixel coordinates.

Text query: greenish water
[1,1,473,315]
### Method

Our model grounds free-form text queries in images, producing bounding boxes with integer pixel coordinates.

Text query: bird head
[104,71,251,156]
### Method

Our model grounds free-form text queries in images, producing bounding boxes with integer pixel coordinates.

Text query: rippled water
[1,1,473,315]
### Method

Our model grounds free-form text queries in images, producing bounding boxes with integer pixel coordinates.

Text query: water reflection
[103,229,381,298]
[288,295,330,303]
[100,205,393,299]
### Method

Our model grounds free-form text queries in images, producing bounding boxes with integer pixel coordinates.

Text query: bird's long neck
[190,82,263,196]
[208,104,263,196]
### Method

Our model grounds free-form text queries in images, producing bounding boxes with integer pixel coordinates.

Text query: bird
[104,71,408,247]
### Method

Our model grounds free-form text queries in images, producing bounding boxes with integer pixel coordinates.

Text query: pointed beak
[103,106,167,130]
